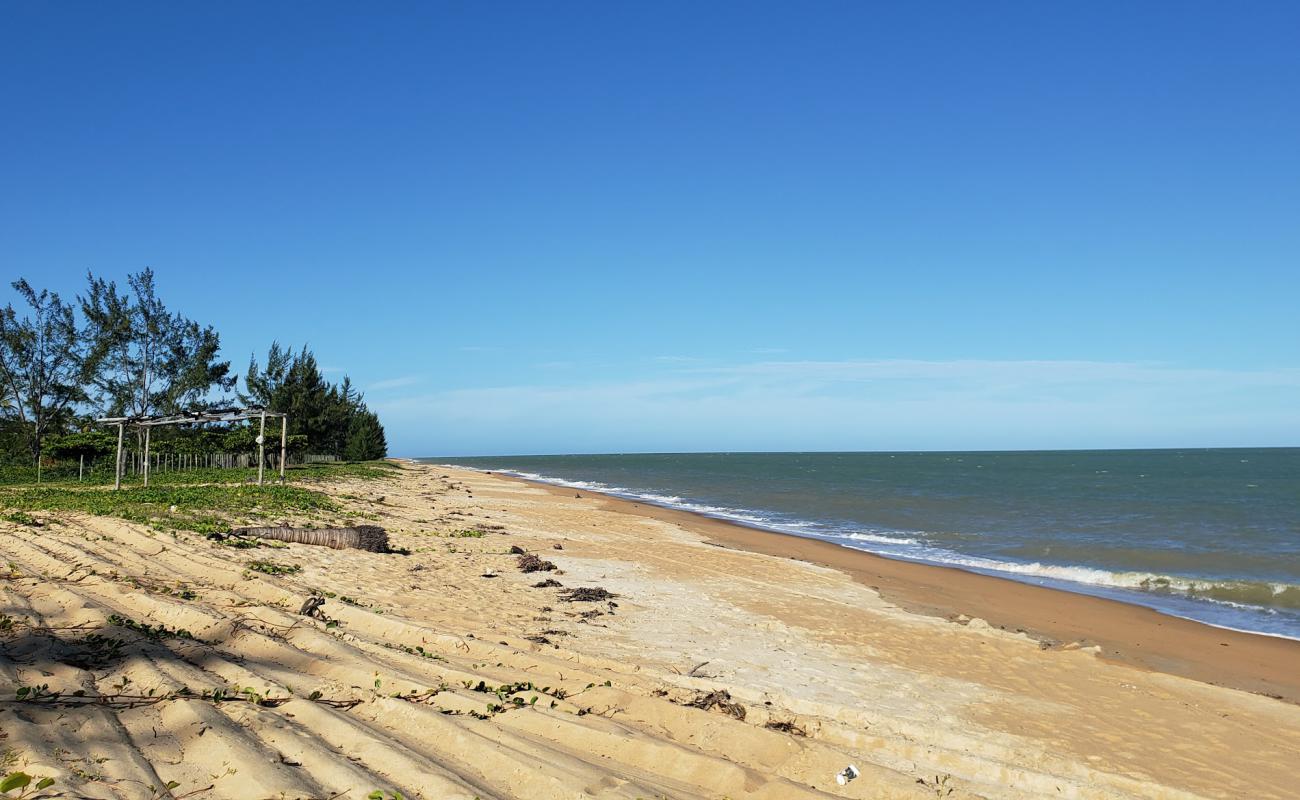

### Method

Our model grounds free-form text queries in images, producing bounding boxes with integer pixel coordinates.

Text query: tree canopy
[0,280,88,461]
[243,343,385,459]
[81,268,234,418]
[0,271,387,466]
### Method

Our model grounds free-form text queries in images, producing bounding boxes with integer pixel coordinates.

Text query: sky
[2,2,1298,456]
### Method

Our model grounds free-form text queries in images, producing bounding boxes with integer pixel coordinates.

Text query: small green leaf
[0,772,32,792]
[36,777,56,790]
[368,792,384,800]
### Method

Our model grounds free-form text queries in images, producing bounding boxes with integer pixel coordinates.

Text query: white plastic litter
[836,764,860,785]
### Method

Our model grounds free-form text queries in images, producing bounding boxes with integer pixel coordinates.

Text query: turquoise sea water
[425,450,1300,639]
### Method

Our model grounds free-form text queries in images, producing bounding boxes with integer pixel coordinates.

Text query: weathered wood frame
[95,407,289,490]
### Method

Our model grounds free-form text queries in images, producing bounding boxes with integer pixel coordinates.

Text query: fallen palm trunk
[230,525,389,552]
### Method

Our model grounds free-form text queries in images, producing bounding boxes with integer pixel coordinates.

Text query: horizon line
[410,444,1300,459]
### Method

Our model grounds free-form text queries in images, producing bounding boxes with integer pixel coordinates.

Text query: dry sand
[2,462,1298,799]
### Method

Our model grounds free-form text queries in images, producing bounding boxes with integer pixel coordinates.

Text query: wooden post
[279,415,287,482]
[79,454,84,482]
[114,423,124,490]
[257,411,267,486]
[143,426,151,487]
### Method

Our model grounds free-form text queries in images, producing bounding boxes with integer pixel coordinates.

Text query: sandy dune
[2,463,1297,799]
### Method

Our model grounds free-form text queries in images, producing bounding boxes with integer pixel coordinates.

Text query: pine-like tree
[343,408,388,461]
[80,268,234,417]
[0,280,88,463]
[243,343,388,459]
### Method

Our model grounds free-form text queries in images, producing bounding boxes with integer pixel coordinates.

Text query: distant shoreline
[474,465,1300,704]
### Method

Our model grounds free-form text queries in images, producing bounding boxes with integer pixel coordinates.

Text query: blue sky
[3,2,1298,455]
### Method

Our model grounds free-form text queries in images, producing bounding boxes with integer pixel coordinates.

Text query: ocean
[425,449,1300,639]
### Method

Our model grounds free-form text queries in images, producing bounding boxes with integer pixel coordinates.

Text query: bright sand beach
[3,462,1299,799]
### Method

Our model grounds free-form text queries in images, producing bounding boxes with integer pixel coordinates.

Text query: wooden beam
[279,415,287,482]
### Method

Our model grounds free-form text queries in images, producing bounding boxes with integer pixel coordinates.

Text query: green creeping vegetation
[448,529,486,538]
[0,483,337,534]
[0,459,399,490]
[62,633,127,670]
[8,680,364,713]
[107,574,200,600]
[294,460,403,482]
[0,772,56,798]
[107,614,198,642]
[245,560,301,576]
[309,589,363,605]
[0,461,399,536]
[383,641,448,662]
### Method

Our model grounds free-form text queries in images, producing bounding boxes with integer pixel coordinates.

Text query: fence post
[279,415,287,482]
[79,454,84,482]
[114,422,124,491]
[143,426,151,487]
[257,411,267,486]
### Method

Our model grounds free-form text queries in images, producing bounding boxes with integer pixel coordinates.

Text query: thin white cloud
[372,358,1300,453]
[653,355,706,363]
[368,375,422,392]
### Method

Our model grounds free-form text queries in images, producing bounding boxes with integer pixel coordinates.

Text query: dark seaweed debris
[763,719,806,736]
[517,554,557,573]
[558,587,616,602]
[686,689,746,720]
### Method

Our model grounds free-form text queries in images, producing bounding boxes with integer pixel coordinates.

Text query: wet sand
[514,474,1300,704]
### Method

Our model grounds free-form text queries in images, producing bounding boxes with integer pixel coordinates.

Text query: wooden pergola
[95,407,288,490]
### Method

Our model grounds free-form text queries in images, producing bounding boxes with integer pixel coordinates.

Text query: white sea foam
[838,531,922,546]
[857,549,1300,611]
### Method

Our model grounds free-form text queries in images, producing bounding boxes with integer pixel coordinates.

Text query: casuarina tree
[0,280,88,464]
[80,268,234,418]
[244,342,387,459]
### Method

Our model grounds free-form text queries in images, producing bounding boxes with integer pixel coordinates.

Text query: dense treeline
[0,269,387,467]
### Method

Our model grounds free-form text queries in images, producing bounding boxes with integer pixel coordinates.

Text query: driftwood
[231,525,389,553]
